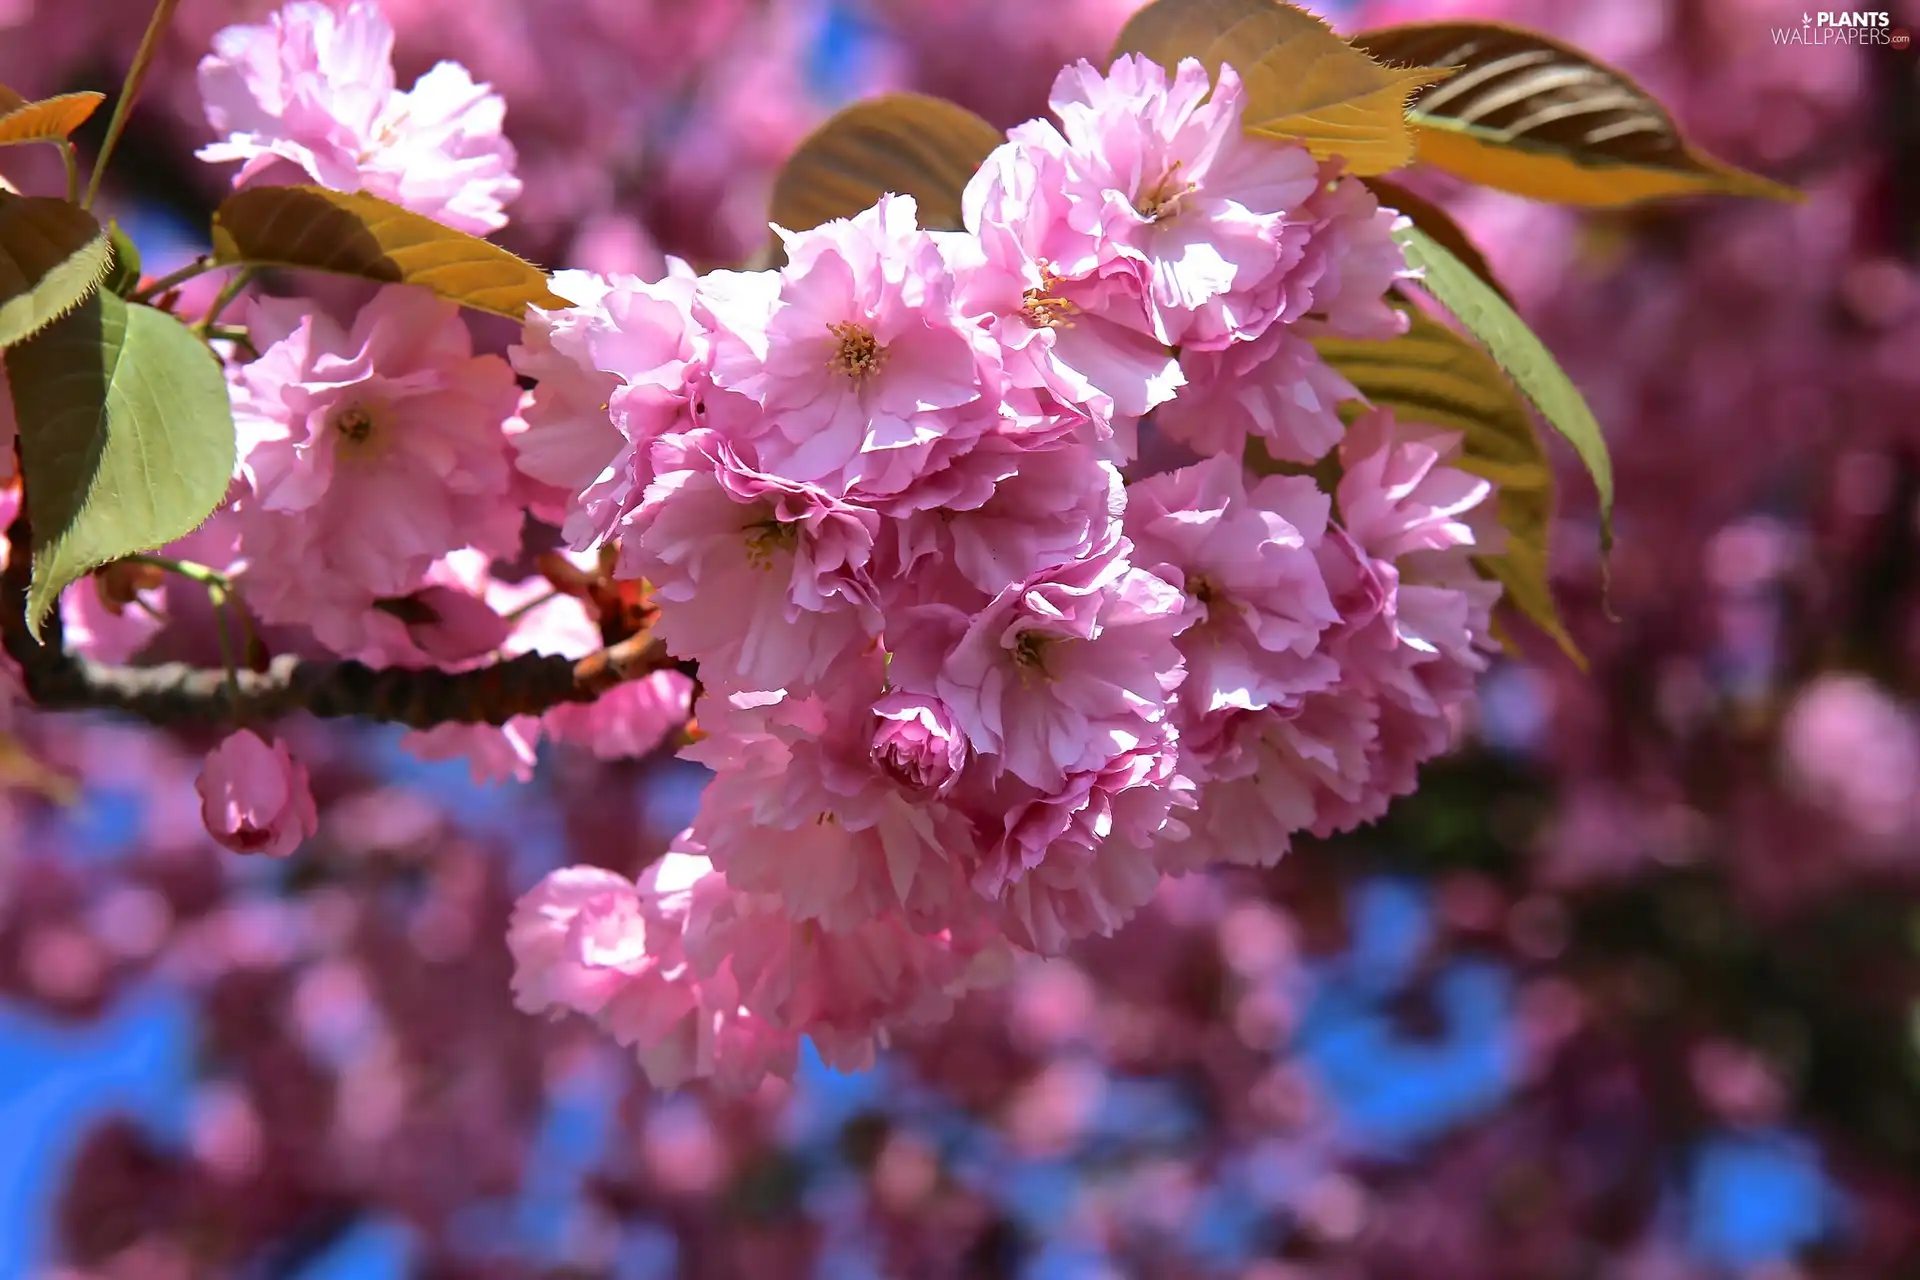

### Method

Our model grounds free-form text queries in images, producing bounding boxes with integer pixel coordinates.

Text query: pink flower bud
[194,730,319,858]
[870,692,967,795]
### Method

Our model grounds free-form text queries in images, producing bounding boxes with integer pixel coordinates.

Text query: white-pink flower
[197,0,521,234]
[964,741,1192,953]
[1154,325,1360,464]
[543,673,696,761]
[623,431,880,694]
[1125,454,1341,718]
[705,195,988,495]
[194,729,320,858]
[684,669,978,933]
[869,690,969,797]
[955,148,1185,427]
[1023,55,1322,346]
[229,287,521,658]
[910,540,1189,791]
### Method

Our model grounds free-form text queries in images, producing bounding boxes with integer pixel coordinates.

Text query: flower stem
[84,0,182,209]
[503,590,560,623]
[130,256,216,305]
[195,267,258,334]
[129,554,231,591]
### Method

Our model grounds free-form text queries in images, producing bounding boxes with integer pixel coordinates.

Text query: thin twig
[130,256,216,305]
[195,267,257,335]
[84,0,183,208]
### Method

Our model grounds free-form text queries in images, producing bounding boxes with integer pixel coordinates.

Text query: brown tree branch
[3,507,689,729]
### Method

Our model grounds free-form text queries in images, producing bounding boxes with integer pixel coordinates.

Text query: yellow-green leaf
[1362,176,1510,305]
[0,194,111,348]
[0,90,104,147]
[1314,307,1581,666]
[1113,0,1452,175]
[768,93,1004,237]
[1395,223,1613,587]
[210,185,569,319]
[1351,22,1798,205]
[7,292,237,638]
[102,220,142,299]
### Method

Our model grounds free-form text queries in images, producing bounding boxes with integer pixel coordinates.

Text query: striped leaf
[1352,22,1798,205]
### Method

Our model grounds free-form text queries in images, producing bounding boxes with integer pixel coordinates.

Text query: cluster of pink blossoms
[0,1,1502,1086]
[504,55,1504,1088]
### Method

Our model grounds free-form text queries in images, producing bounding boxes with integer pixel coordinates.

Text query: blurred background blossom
[3,0,1919,1274]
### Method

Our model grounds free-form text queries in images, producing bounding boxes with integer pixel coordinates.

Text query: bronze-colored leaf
[0,91,106,147]
[210,185,570,319]
[1352,21,1799,205]
[768,93,1004,238]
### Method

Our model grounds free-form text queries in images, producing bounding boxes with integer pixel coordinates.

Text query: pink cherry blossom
[1336,408,1495,563]
[509,852,795,1090]
[506,271,630,524]
[954,148,1184,426]
[1154,325,1360,464]
[507,864,663,1021]
[680,848,999,1075]
[915,540,1189,791]
[869,690,968,796]
[684,672,977,934]
[1294,169,1416,342]
[197,0,521,234]
[511,262,709,555]
[890,430,1124,595]
[1125,455,1342,718]
[194,729,320,858]
[621,432,880,693]
[543,672,695,761]
[228,286,521,658]
[401,718,543,785]
[966,740,1192,953]
[1023,55,1323,347]
[705,194,988,495]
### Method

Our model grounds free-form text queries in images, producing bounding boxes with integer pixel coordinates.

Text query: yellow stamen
[827,320,887,381]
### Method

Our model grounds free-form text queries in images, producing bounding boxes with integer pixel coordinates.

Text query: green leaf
[1314,306,1582,666]
[768,94,1004,238]
[1362,176,1511,305]
[209,186,570,319]
[1351,22,1799,205]
[6,293,237,638]
[0,89,105,147]
[102,221,142,299]
[0,195,111,348]
[1395,223,1613,578]
[1112,0,1452,175]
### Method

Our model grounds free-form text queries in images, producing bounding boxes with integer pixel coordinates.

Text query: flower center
[1011,630,1053,679]
[331,402,377,446]
[1136,161,1195,222]
[1020,269,1079,330]
[744,518,797,570]
[827,320,886,381]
